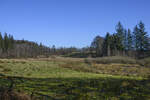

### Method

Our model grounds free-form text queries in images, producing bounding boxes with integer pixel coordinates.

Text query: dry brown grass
[84,56,137,64]
[92,63,150,77]
[59,58,150,77]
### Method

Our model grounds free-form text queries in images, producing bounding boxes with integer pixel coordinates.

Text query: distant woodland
[0,21,150,58]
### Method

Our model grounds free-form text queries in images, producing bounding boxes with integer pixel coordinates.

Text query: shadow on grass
[0,76,150,100]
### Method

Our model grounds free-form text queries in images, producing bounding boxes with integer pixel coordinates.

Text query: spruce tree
[8,34,14,49]
[4,33,9,52]
[133,21,149,51]
[127,29,133,50]
[123,29,128,50]
[138,21,149,51]
[0,32,3,50]
[115,22,125,50]
[103,33,111,56]
[133,25,139,50]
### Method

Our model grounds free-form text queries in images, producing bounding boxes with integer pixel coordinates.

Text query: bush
[3,68,12,72]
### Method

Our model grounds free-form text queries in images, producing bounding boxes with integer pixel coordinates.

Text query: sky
[0,0,150,48]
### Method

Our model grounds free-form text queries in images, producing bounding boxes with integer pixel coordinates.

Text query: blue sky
[0,0,150,48]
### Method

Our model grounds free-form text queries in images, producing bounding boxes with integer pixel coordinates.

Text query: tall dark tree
[3,33,9,51]
[126,29,133,50]
[8,34,14,49]
[0,32,3,50]
[102,32,111,56]
[133,21,149,51]
[138,21,149,51]
[133,25,139,50]
[115,22,125,50]
[52,45,56,54]
[123,29,128,50]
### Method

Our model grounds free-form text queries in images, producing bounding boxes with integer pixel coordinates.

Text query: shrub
[3,68,12,72]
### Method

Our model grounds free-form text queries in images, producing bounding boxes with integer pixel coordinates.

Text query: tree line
[0,33,79,58]
[91,21,150,58]
[0,21,150,58]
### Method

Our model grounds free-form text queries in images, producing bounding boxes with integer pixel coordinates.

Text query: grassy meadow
[0,56,150,100]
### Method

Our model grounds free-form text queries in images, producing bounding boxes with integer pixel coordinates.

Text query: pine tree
[133,25,139,50]
[0,32,3,50]
[4,33,9,52]
[133,21,149,51]
[103,33,111,56]
[126,29,133,50]
[8,34,14,49]
[138,21,149,51]
[10,35,14,48]
[123,29,128,50]
[115,22,125,50]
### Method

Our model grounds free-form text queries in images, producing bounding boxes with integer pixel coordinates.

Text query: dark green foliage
[127,29,133,50]
[102,32,111,56]
[133,25,140,50]
[91,21,150,58]
[0,33,3,49]
[133,21,149,51]
[115,22,125,50]
[3,33,9,51]
[0,33,14,54]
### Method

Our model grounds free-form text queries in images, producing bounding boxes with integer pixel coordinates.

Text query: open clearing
[0,57,150,100]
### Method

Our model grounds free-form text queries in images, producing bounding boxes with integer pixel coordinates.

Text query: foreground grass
[0,77,150,100]
[0,58,150,99]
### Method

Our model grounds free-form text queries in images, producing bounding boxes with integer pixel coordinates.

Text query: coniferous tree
[123,29,128,50]
[103,33,111,56]
[127,29,133,50]
[133,21,149,51]
[138,21,149,51]
[0,32,3,50]
[115,22,125,50]
[3,33,9,52]
[133,25,139,50]
[110,34,121,55]
[8,34,14,49]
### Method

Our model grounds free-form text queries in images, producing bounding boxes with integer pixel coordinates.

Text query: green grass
[0,77,150,100]
[0,58,150,99]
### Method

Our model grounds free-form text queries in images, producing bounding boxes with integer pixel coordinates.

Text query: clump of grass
[50,55,56,59]
[0,60,5,63]
[84,58,92,65]
[137,58,150,67]
[59,61,99,73]
[0,65,4,68]
[3,68,12,72]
